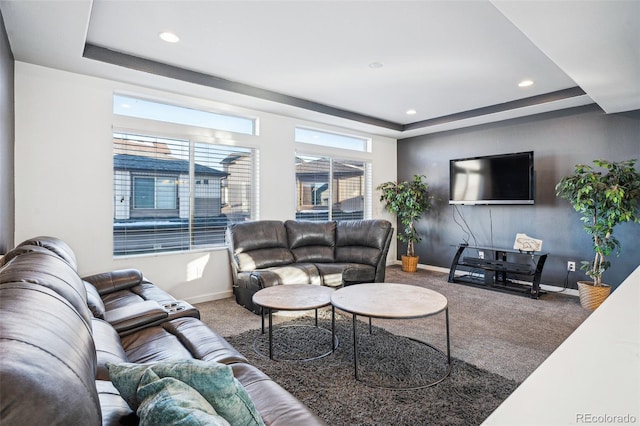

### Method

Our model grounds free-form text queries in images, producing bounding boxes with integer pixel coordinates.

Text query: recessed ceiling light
[368,62,384,69]
[159,31,180,43]
[518,79,534,88]
[406,109,417,115]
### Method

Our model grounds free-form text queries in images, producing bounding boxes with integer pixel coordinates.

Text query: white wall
[14,62,397,303]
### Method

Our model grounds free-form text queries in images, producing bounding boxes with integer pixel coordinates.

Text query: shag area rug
[226,314,519,425]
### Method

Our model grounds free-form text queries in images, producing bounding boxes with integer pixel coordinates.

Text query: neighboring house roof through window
[114,154,228,177]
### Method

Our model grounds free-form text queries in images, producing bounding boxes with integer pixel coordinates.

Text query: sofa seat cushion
[120,318,248,366]
[312,263,345,287]
[231,363,326,425]
[121,326,196,363]
[251,263,321,288]
[103,301,169,335]
[234,263,321,293]
[108,360,264,426]
[102,289,146,310]
[133,281,180,305]
[163,317,248,365]
[314,263,376,287]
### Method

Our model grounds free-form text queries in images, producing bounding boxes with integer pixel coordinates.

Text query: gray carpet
[195,266,590,424]
[196,266,590,382]
[226,315,519,425]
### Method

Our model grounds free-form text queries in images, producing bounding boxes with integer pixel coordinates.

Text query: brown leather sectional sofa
[227,219,394,314]
[0,236,325,425]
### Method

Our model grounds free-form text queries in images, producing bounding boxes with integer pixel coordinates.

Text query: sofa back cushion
[335,220,392,266]
[285,220,336,263]
[228,221,294,271]
[0,244,56,268]
[13,236,79,270]
[0,252,93,327]
[92,318,129,380]
[0,283,101,425]
[85,281,106,318]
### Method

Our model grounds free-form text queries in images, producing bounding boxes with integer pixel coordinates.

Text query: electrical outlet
[478,251,485,259]
[567,261,576,272]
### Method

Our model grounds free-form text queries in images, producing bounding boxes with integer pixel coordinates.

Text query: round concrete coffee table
[252,284,337,361]
[331,283,451,389]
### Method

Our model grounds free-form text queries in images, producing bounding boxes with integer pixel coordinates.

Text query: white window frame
[295,127,374,221]
[132,175,178,210]
[113,99,260,257]
[295,126,371,152]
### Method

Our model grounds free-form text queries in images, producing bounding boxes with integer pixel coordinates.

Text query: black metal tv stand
[448,244,548,299]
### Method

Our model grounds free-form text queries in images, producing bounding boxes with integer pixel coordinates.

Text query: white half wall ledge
[482,264,640,425]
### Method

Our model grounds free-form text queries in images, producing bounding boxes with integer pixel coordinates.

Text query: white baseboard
[538,283,578,297]
[389,260,578,297]
[184,290,233,305]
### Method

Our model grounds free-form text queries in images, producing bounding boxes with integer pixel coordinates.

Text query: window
[294,127,371,222]
[295,127,370,152]
[113,133,255,256]
[133,176,177,210]
[114,95,256,135]
[295,154,370,221]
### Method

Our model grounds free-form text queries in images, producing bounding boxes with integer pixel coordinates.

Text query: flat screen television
[449,151,534,205]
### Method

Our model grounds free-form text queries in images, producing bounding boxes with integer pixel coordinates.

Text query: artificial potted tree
[555,159,640,310]
[377,174,431,272]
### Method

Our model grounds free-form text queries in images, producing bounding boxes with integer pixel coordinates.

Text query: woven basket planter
[401,255,419,273]
[577,281,611,311]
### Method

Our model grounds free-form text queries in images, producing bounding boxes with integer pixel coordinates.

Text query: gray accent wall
[0,10,14,253]
[398,105,640,290]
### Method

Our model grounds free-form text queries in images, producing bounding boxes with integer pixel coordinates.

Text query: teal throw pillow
[136,369,230,426]
[107,359,265,426]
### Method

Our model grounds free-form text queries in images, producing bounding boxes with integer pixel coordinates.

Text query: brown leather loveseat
[0,236,325,425]
[227,219,393,314]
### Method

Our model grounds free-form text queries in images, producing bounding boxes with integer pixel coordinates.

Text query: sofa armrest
[103,300,168,334]
[250,270,281,289]
[83,269,144,296]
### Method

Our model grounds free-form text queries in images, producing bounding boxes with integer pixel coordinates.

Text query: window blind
[295,154,367,222]
[113,133,254,256]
